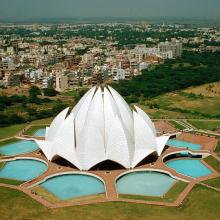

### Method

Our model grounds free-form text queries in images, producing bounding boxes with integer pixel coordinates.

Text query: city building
[158,40,183,58]
[112,68,125,81]
[42,76,53,88]
[55,74,68,91]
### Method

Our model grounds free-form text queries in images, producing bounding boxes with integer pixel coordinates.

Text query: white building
[42,77,52,88]
[139,62,148,71]
[112,68,125,81]
[7,47,14,55]
[35,86,169,170]
[158,40,183,58]
[1,58,15,70]
[159,51,173,59]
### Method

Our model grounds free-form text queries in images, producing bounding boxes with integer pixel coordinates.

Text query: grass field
[24,125,46,136]
[61,90,80,97]
[119,181,188,203]
[188,120,220,131]
[137,82,220,119]
[184,82,220,98]
[203,177,220,189]
[204,156,220,173]
[169,120,187,130]
[0,185,220,220]
[0,124,27,140]
[215,142,220,157]
[30,117,53,125]
[138,104,196,119]
[149,91,220,117]
[0,178,23,186]
[0,118,52,140]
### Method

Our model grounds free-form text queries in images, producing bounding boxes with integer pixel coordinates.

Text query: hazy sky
[0,0,219,20]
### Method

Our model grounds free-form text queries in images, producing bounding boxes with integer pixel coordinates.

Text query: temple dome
[35,86,169,170]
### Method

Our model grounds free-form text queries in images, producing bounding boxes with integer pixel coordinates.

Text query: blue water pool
[40,174,105,200]
[167,139,201,150]
[34,129,46,137]
[166,159,212,178]
[116,171,176,197]
[0,159,47,181]
[0,139,39,156]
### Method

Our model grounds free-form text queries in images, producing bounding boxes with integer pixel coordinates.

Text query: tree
[112,52,220,99]
[29,86,41,98]
[43,88,59,97]
[9,114,25,124]
[29,86,41,103]
[52,102,68,115]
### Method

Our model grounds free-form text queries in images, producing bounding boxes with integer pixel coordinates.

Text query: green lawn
[120,181,188,203]
[148,91,220,118]
[61,88,89,97]
[24,125,46,136]
[0,178,23,186]
[61,90,79,97]
[215,142,220,157]
[0,185,220,220]
[204,156,220,173]
[30,117,52,125]
[169,120,186,130]
[0,118,52,140]
[188,120,220,131]
[203,177,220,189]
[0,124,26,140]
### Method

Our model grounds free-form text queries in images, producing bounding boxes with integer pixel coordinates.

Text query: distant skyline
[0,0,220,21]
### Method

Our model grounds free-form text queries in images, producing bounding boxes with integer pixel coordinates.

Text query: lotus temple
[0,86,219,208]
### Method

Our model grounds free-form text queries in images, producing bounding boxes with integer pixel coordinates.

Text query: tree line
[0,86,66,127]
[112,52,220,101]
